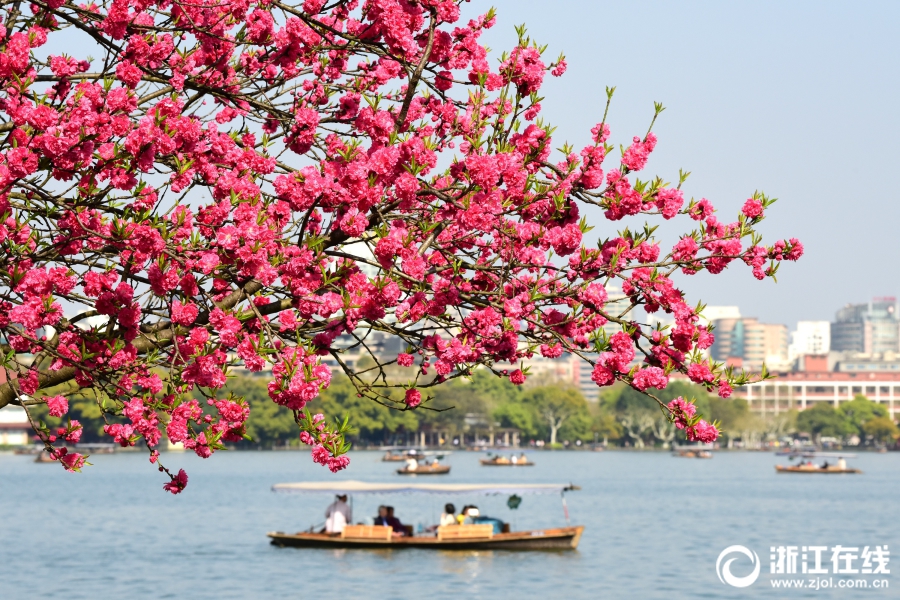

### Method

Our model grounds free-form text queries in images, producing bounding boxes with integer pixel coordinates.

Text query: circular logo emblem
[716,545,761,588]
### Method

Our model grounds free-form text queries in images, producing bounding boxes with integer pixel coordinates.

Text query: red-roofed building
[739,371,900,418]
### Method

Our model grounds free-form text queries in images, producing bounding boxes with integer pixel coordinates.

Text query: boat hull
[775,466,861,474]
[396,466,450,475]
[674,451,712,459]
[268,526,583,551]
[479,460,533,466]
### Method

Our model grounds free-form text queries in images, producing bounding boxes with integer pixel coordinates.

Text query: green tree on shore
[839,395,890,438]
[862,416,899,444]
[797,403,854,441]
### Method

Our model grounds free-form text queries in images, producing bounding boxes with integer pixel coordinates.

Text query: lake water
[0,449,897,599]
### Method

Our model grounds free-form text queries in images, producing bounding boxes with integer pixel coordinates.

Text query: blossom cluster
[298,411,352,473]
[0,1,800,490]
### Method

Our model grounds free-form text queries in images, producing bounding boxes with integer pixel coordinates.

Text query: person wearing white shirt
[439,503,457,527]
[325,494,352,533]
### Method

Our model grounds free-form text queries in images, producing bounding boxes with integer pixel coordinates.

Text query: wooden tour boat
[381,451,409,462]
[674,450,712,459]
[269,481,583,551]
[396,460,450,475]
[776,465,861,474]
[480,454,534,466]
[14,446,41,455]
[34,450,56,463]
[269,525,582,550]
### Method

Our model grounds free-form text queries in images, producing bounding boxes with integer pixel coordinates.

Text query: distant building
[788,321,831,362]
[319,330,405,372]
[601,284,629,339]
[739,371,900,419]
[829,351,900,373]
[797,354,829,373]
[709,317,789,372]
[517,351,609,402]
[695,306,741,360]
[577,359,599,402]
[831,297,900,354]
[523,352,582,391]
[0,405,31,446]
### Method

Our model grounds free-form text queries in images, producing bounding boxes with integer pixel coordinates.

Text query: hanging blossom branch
[0,0,801,493]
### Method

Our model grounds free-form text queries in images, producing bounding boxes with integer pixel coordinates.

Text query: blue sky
[35,2,899,330]
[467,0,900,330]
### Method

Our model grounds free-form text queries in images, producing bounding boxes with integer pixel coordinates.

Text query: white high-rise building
[603,284,629,338]
[788,321,831,361]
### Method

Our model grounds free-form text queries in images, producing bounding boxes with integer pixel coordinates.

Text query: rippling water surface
[1,449,897,599]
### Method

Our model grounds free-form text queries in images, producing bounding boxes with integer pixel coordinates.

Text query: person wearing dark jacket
[374,505,405,536]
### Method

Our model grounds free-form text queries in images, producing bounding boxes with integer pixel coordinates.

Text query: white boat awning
[272,480,579,495]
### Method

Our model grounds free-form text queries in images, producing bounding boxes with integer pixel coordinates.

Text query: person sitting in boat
[510,454,518,465]
[404,457,418,471]
[386,506,405,536]
[324,494,352,534]
[838,457,847,470]
[375,505,406,536]
[821,461,830,470]
[441,504,456,526]
[440,503,457,527]
[519,452,529,464]
[456,506,480,525]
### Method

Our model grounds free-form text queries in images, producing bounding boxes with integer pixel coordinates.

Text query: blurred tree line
[795,395,899,445]
[28,371,900,449]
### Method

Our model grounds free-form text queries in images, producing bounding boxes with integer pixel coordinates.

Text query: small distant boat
[397,460,450,475]
[776,465,861,474]
[673,445,713,458]
[674,449,712,459]
[480,453,534,466]
[34,450,56,463]
[382,450,410,462]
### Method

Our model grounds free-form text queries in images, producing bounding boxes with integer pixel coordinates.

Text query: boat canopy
[272,480,579,496]
[796,452,857,458]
